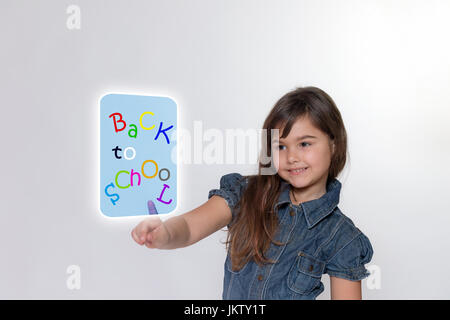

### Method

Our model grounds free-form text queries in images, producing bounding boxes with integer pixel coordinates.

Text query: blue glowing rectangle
[99,93,177,217]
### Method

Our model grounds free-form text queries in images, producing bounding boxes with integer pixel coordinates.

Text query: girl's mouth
[288,167,308,175]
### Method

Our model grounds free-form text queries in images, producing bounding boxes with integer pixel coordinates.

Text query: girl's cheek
[309,149,330,168]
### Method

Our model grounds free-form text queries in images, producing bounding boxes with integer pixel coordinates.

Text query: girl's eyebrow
[274,135,317,142]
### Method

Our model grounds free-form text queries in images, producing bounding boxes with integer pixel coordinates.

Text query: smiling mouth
[288,167,308,175]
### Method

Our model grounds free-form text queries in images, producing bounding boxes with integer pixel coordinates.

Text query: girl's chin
[288,180,309,188]
[283,171,311,184]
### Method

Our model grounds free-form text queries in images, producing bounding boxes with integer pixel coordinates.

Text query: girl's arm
[131,195,232,249]
[330,276,362,300]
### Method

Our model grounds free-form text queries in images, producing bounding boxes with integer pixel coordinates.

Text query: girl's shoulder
[207,172,249,203]
[322,207,374,264]
[207,172,250,228]
[320,208,374,281]
[328,207,368,241]
[219,172,249,186]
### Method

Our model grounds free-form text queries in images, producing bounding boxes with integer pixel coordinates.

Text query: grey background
[1,0,449,299]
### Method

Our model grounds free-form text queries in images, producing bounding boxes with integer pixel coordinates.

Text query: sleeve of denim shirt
[324,232,374,281]
[207,173,247,228]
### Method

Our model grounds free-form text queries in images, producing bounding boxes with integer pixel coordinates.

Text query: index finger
[131,228,144,245]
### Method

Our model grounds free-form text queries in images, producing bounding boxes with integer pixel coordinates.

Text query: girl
[131,86,374,300]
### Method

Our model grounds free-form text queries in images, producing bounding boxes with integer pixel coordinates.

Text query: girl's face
[272,115,335,192]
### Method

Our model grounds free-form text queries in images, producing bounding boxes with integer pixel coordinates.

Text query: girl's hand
[131,216,171,249]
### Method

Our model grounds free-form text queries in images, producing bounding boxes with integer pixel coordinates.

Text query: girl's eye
[300,142,311,147]
[276,143,310,150]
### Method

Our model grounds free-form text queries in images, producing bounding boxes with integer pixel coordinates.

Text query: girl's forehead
[275,116,320,138]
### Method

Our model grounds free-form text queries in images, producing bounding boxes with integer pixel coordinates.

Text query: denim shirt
[208,173,374,300]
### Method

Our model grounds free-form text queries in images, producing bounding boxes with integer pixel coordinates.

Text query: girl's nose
[288,150,300,163]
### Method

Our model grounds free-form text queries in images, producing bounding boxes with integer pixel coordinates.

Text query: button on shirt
[208,173,374,300]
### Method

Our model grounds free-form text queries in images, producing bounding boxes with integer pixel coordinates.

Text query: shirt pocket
[287,251,325,295]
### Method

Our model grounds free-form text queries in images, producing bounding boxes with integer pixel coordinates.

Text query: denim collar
[274,177,341,229]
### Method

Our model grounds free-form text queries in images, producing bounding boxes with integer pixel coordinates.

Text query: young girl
[131,86,374,300]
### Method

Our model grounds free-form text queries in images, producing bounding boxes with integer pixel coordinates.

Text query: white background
[1,0,449,299]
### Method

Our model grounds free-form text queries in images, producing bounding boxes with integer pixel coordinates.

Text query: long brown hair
[225,86,348,271]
